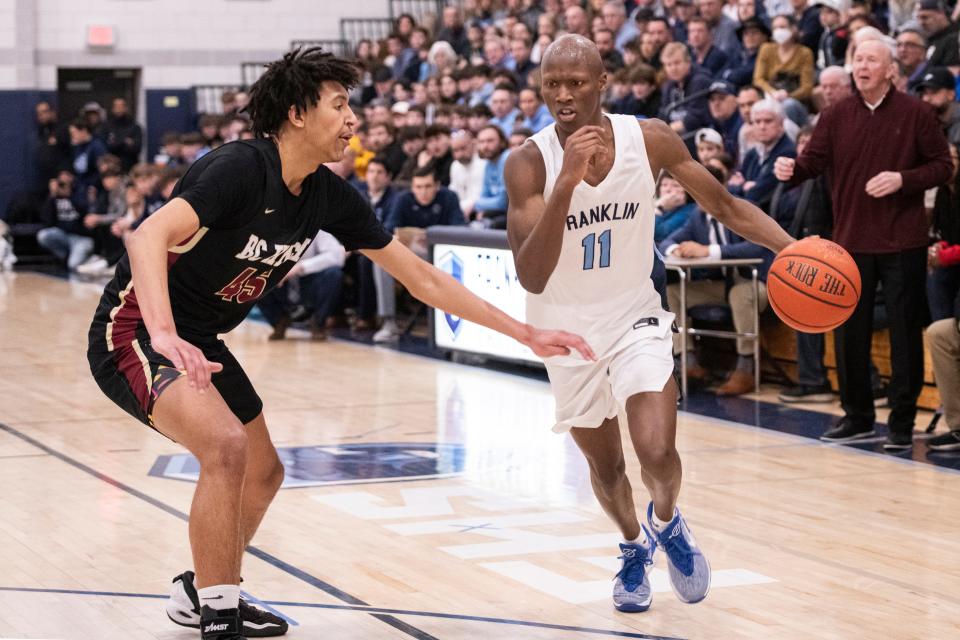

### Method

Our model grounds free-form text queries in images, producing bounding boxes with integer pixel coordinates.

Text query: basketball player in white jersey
[506,35,795,612]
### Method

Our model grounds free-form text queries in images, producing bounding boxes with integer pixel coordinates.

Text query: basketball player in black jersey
[86,48,594,640]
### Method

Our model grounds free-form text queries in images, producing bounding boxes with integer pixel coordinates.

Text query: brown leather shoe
[716,369,755,396]
[269,315,291,341]
[686,364,710,381]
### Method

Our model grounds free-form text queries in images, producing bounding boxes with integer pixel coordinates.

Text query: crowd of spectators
[8,0,960,446]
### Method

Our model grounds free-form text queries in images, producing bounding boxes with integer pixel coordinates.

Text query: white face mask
[772,27,792,44]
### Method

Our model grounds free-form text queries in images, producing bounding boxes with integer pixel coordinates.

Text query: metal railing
[389,0,445,27]
[193,84,242,115]
[340,17,395,50]
[240,62,270,87]
[289,39,351,57]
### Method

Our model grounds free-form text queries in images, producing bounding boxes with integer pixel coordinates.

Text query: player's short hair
[159,165,186,187]
[660,42,690,61]
[412,166,438,180]
[400,125,426,142]
[367,155,394,177]
[425,124,452,138]
[246,46,361,137]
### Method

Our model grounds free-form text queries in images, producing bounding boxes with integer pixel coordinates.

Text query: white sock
[623,534,650,548]
[651,508,676,531]
[197,584,240,611]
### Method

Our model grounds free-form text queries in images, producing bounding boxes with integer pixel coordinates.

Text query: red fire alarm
[87,25,115,49]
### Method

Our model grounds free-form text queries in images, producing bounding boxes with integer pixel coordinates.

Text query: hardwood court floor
[1,271,958,640]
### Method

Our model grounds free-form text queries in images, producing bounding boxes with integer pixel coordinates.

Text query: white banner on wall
[431,243,542,365]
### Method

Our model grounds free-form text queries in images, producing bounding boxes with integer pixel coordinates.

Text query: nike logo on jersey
[633,317,659,329]
[201,595,224,600]
[264,208,276,214]
[235,233,312,267]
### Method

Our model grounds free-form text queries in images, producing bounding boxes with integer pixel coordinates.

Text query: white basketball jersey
[526,114,674,365]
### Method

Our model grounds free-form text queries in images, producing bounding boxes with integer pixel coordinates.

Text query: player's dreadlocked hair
[245,47,361,137]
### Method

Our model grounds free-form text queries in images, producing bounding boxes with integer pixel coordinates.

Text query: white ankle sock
[652,509,676,531]
[197,584,240,610]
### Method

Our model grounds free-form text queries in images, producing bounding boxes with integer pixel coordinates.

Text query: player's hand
[149,331,223,391]
[521,325,596,361]
[774,157,795,181]
[865,171,903,198]
[560,125,607,185]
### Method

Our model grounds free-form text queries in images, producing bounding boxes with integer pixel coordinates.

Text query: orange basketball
[767,237,861,333]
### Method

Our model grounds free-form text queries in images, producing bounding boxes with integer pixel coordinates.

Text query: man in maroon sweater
[775,39,952,450]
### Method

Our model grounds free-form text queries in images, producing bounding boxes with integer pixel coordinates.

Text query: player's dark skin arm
[506,126,607,294]
[641,118,795,253]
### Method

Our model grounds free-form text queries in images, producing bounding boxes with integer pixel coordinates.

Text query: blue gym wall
[0,90,56,218]
[0,88,194,219]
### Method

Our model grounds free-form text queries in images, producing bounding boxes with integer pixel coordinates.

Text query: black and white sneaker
[820,417,876,443]
[927,430,960,451]
[200,605,245,639]
[882,431,913,451]
[167,571,288,637]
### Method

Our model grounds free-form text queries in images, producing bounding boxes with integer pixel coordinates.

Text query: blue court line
[240,590,299,626]
[0,586,683,640]
[0,422,438,640]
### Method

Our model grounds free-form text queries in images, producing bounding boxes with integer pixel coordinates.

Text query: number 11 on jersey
[582,229,612,270]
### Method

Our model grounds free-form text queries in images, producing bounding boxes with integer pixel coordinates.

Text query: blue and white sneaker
[647,502,711,604]
[612,528,656,612]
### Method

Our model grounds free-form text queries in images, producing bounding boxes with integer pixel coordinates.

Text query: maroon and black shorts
[87,327,263,431]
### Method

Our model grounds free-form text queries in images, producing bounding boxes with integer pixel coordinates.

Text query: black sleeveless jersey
[88,139,392,349]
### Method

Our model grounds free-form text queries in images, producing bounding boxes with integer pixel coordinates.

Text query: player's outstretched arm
[641,118,795,254]
[506,127,607,294]
[125,198,224,390]
[362,239,596,360]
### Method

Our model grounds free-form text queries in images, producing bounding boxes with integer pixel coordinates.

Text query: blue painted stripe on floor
[240,590,299,626]
[0,422,438,640]
[0,586,683,640]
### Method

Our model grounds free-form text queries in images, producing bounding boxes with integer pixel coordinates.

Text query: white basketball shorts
[545,326,675,433]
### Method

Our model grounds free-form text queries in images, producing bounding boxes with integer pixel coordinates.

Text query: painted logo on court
[437,251,464,337]
[149,443,467,488]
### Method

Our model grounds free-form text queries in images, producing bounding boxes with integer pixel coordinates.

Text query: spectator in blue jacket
[472,124,510,228]
[658,42,715,142]
[36,170,94,271]
[384,167,465,233]
[375,167,465,343]
[68,119,107,191]
[728,98,796,210]
[654,174,697,242]
[518,87,555,132]
[722,17,770,88]
[707,81,744,161]
[687,16,730,75]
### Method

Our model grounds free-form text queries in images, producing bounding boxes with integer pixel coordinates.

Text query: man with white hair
[730,99,796,209]
[602,0,640,51]
[811,65,852,122]
[775,38,952,450]
[448,129,487,219]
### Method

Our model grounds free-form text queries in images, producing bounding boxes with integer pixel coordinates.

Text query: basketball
[767,237,861,333]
